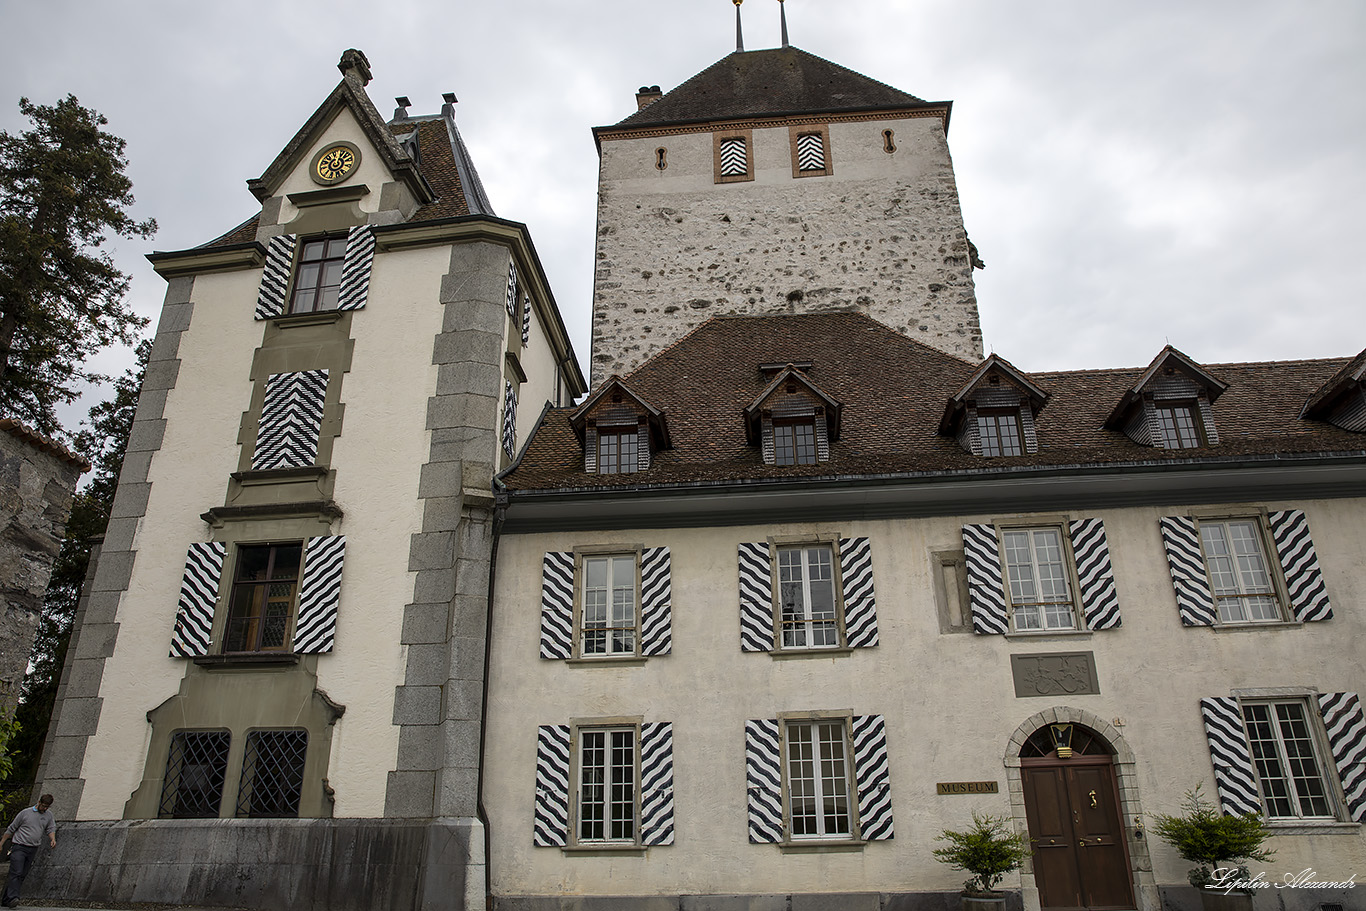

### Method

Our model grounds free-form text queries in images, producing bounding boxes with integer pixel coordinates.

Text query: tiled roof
[607,46,935,130]
[502,312,1364,492]
[0,419,90,470]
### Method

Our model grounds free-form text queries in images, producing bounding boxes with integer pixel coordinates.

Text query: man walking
[0,794,55,908]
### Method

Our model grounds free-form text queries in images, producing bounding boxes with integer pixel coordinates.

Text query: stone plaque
[1010,651,1100,698]
[936,781,999,795]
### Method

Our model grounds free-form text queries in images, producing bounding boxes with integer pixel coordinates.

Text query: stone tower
[589,45,984,384]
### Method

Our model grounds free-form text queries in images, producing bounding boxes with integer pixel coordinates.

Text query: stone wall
[0,421,84,715]
[590,116,984,384]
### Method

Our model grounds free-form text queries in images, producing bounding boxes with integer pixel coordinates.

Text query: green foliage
[0,95,155,434]
[1150,786,1274,891]
[933,811,1034,896]
[7,342,147,789]
[0,711,20,782]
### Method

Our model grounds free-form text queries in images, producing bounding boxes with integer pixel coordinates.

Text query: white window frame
[574,551,641,659]
[997,525,1079,632]
[1196,517,1284,624]
[572,723,640,845]
[774,542,844,650]
[1240,699,1338,821]
[781,716,856,841]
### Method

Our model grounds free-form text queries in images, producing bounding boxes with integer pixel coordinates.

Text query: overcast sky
[3,0,1364,427]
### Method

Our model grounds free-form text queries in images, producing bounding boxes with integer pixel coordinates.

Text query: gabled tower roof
[600,46,947,134]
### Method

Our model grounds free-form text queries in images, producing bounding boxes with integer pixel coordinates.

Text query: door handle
[1089,789,1097,808]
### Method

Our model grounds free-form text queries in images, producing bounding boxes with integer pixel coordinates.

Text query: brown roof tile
[503,313,1364,491]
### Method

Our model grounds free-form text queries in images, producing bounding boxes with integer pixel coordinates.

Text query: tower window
[225,543,302,653]
[289,236,346,314]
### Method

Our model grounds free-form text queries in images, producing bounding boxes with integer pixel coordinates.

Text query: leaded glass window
[159,730,230,819]
[237,729,308,818]
[225,543,301,652]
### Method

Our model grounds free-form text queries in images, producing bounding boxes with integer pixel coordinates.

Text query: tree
[6,340,148,793]
[0,95,155,434]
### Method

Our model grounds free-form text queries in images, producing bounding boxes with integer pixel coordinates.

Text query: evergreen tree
[7,340,148,790]
[0,95,155,434]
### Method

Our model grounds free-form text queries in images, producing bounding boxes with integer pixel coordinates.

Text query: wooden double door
[1022,756,1135,910]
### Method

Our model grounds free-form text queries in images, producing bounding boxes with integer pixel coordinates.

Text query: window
[1241,701,1334,820]
[577,727,637,842]
[777,545,837,648]
[978,410,1023,457]
[1001,527,1076,631]
[289,236,346,314]
[237,729,308,818]
[224,543,302,653]
[1199,519,1280,622]
[714,131,754,184]
[785,720,852,839]
[1156,401,1202,448]
[580,555,637,656]
[597,427,639,475]
[773,419,817,466]
[158,731,230,819]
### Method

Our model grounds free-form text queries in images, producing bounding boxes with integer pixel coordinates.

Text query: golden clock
[309,141,361,186]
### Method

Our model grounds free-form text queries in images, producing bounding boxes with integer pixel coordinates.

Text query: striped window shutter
[720,137,747,177]
[337,225,375,311]
[521,293,532,347]
[745,719,784,843]
[639,721,675,845]
[502,381,518,459]
[533,724,571,846]
[506,256,519,318]
[294,536,345,654]
[838,537,878,647]
[540,552,574,659]
[1200,697,1262,816]
[253,370,329,470]
[1267,510,1332,622]
[1160,517,1218,626]
[1318,692,1366,822]
[170,542,226,657]
[796,133,826,172]
[737,542,775,652]
[852,714,894,840]
[961,524,1009,634]
[640,547,672,656]
[254,234,297,319]
[1068,519,1121,630]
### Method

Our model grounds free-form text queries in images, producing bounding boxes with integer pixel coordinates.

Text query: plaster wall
[273,107,394,225]
[590,116,982,384]
[484,497,1366,899]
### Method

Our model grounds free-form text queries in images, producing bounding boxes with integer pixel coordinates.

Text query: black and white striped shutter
[1200,697,1262,816]
[745,719,784,843]
[852,714,894,840]
[796,133,826,172]
[1267,510,1332,622]
[254,234,297,319]
[737,542,775,652]
[1068,519,1121,630]
[253,370,329,470]
[533,724,571,846]
[639,721,675,845]
[337,225,375,311]
[961,524,1009,634]
[640,547,672,656]
[720,137,747,177]
[502,381,518,459]
[294,535,345,654]
[1160,517,1218,626]
[838,537,878,648]
[505,256,519,318]
[540,552,574,659]
[521,293,531,347]
[170,542,226,657]
[1318,692,1366,822]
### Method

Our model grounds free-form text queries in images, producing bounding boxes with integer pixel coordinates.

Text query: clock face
[315,145,356,182]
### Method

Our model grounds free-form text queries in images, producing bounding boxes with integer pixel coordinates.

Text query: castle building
[37,26,1366,911]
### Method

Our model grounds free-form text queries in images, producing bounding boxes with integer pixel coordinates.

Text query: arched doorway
[1020,722,1136,910]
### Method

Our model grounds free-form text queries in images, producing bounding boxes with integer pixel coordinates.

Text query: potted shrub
[933,811,1034,911]
[1151,786,1275,911]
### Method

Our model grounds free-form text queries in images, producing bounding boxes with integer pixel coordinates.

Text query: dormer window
[1155,401,1203,449]
[939,355,1049,458]
[744,366,841,467]
[569,377,670,476]
[1105,347,1227,450]
[774,418,818,466]
[977,409,1024,457]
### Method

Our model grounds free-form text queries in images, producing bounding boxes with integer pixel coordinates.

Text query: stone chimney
[635,85,662,111]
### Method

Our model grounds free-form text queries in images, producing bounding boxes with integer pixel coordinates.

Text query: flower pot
[1200,892,1254,911]
[961,893,1007,911]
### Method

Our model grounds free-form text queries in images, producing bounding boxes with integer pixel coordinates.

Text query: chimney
[635,85,662,111]
[441,92,458,120]
[392,96,412,121]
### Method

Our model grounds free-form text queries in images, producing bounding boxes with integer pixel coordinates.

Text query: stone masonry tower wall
[590,113,983,383]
